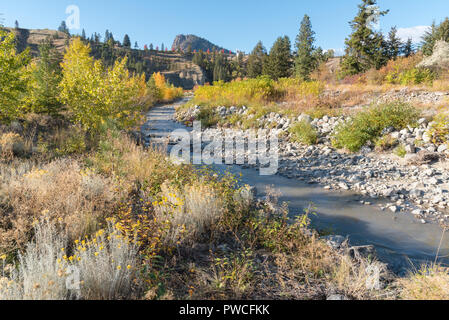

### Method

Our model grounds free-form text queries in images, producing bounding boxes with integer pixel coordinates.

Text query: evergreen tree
[29,38,63,114]
[123,34,131,48]
[58,21,69,34]
[231,52,246,78]
[340,0,389,76]
[213,53,229,81]
[263,36,292,80]
[294,14,316,80]
[387,26,402,60]
[247,41,267,78]
[149,43,154,51]
[371,33,389,69]
[421,18,449,56]
[403,38,414,57]
[81,29,86,40]
[104,30,110,42]
[14,20,19,29]
[134,41,139,49]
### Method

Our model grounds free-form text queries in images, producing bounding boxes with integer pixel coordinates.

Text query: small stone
[405,145,415,154]
[339,182,350,190]
[409,189,423,198]
[298,114,312,123]
[389,206,398,213]
[438,144,448,153]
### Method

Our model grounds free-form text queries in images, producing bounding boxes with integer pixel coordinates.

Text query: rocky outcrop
[163,64,206,90]
[418,40,449,70]
[7,28,69,55]
[172,34,230,53]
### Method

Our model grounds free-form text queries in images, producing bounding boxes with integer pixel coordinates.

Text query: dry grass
[72,220,139,300]
[0,159,120,251]
[155,182,224,246]
[0,219,69,300]
[0,219,139,300]
[398,265,449,300]
[0,133,30,159]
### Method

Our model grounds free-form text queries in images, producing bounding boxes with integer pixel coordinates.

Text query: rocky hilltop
[7,27,69,56]
[5,28,205,89]
[172,34,230,53]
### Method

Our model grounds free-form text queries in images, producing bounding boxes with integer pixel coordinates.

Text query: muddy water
[143,101,449,274]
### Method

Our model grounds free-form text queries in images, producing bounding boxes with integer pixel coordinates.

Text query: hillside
[8,27,205,89]
[8,27,69,55]
[172,34,231,53]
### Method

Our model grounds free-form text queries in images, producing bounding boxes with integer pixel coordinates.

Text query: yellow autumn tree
[151,72,183,102]
[59,38,146,131]
[0,29,31,122]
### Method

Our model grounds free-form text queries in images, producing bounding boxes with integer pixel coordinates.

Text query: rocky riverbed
[176,104,449,225]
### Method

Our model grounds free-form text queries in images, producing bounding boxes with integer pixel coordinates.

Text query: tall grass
[155,182,224,246]
[192,76,324,108]
[399,266,449,300]
[0,219,139,300]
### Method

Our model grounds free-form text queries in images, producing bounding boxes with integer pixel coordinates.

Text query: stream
[141,100,449,274]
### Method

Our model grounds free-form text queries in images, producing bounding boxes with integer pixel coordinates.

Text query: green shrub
[394,144,407,158]
[197,106,220,128]
[386,67,435,85]
[375,134,398,151]
[289,120,318,145]
[427,114,449,145]
[332,102,420,152]
[55,128,87,156]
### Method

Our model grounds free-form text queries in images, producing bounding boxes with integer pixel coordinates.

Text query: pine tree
[123,34,131,48]
[421,18,449,56]
[340,0,389,76]
[263,36,292,80]
[14,20,19,29]
[81,29,86,40]
[387,26,402,60]
[213,53,229,81]
[29,37,63,114]
[403,38,414,57]
[247,41,267,78]
[294,15,316,80]
[104,30,110,43]
[58,21,69,34]
[134,41,139,49]
[231,51,246,78]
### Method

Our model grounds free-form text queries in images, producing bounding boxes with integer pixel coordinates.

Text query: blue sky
[1,0,448,54]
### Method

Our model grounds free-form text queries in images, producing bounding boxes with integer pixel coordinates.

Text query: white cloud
[396,26,430,43]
